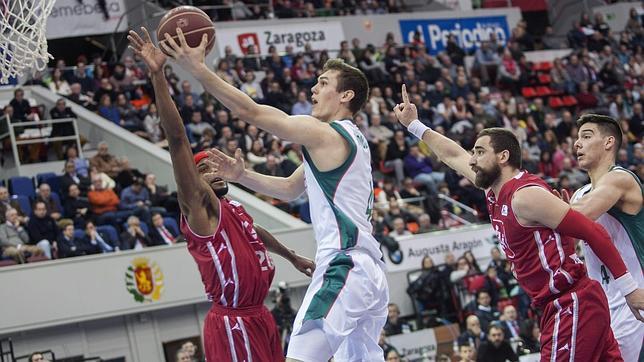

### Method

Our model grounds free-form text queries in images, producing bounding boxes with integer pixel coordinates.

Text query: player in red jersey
[128,28,314,362]
[393,85,644,361]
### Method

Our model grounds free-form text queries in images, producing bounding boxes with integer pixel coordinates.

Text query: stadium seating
[8,176,35,198]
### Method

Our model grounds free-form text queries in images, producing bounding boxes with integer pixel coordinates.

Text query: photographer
[271,282,296,345]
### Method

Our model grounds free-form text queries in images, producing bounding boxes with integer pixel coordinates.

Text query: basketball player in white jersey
[563,114,644,361]
[160,30,389,361]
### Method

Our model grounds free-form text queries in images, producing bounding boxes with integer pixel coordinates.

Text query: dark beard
[474,164,501,189]
[214,184,229,198]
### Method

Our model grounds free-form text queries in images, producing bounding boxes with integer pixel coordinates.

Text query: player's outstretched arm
[393,85,476,184]
[570,171,638,220]
[255,225,315,277]
[129,28,218,235]
[513,186,644,322]
[160,28,337,148]
[203,148,306,201]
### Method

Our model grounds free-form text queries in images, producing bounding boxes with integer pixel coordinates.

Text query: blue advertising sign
[399,16,510,54]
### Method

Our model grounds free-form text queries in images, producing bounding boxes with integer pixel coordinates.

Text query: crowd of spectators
[0,142,181,264]
[1,4,643,361]
[382,246,539,361]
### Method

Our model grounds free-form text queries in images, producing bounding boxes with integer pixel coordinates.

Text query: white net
[0,0,56,84]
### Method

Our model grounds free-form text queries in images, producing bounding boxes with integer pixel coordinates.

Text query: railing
[0,338,14,362]
[3,116,83,174]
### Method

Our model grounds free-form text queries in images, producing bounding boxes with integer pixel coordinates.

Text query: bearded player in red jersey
[128,28,314,361]
[394,85,644,361]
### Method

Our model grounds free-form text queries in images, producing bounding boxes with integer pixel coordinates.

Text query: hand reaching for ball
[159,28,209,76]
[127,27,166,74]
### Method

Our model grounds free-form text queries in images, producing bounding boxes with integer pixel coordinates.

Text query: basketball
[156,6,215,57]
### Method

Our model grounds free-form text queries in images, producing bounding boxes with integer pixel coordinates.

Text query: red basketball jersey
[486,171,587,307]
[180,198,275,308]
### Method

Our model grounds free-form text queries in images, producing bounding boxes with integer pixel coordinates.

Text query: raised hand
[203,148,245,182]
[128,27,166,74]
[393,84,419,127]
[159,28,208,75]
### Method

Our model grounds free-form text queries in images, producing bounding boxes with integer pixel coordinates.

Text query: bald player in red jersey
[393,85,644,361]
[128,28,314,361]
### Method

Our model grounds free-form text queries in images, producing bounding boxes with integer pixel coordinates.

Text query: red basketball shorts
[540,278,623,362]
[203,303,284,362]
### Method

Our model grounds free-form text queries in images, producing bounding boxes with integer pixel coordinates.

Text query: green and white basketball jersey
[572,166,644,310]
[302,119,382,263]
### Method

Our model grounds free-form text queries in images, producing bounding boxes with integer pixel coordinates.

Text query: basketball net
[0,0,56,84]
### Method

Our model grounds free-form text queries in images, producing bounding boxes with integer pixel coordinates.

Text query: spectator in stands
[517,319,541,355]
[483,265,505,306]
[57,219,92,258]
[558,156,588,190]
[384,130,408,185]
[28,352,50,362]
[384,198,416,229]
[476,324,518,362]
[180,341,199,362]
[98,94,120,125]
[378,329,399,360]
[34,183,62,221]
[240,71,264,102]
[143,103,163,143]
[180,94,201,125]
[0,208,48,263]
[120,215,154,250]
[291,90,312,116]
[0,186,27,224]
[9,88,36,122]
[488,246,512,291]
[175,349,191,362]
[499,305,520,341]
[88,175,119,227]
[416,213,435,233]
[49,98,77,158]
[384,349,401,362]
[254,154,289,177]
[26,202,57,259]
[458,343,476,362]
[389,217,410,239]
[383,302,410,335]
[66,146,90,178]
[149,212,178,245]
[119,178,156,223]
[68,82,97,111]
[64,184,90,228]
[61,160,91,197]
[177,80,201,108]
[404,144,444,194]
[463,250,482,273]
[458,315,485,350]
[474,290,500,333]
[90,142,124,178]
[82,221,114,253]
[48,68,72,96]
[473,41,500,84]
[450,256,475,283]
[109,63,134,94]
[187,111,215,143]
[497,49,521,93]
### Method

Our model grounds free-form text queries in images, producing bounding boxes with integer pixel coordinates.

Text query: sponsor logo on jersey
[501,205,508,216]
[125,257,164,303]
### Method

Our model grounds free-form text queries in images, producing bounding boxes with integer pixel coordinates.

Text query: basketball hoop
[0,0,56,84]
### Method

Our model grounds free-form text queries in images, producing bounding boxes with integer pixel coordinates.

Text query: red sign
[237,33,260,55]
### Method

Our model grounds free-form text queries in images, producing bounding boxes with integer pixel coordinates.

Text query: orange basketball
[156,6,215,56]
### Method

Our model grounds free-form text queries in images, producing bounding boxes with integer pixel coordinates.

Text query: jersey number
[600,265,611,285]
[256,250,274,271]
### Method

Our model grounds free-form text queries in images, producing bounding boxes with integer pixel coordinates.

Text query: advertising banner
[388,328,438,361]
[216,21,345,56]
[383,224,497,273]
[399,16,510,54]
[47,0,128,39]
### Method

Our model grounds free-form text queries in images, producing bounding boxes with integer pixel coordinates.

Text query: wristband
[615,272,638,297]
[407,119,430,140]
